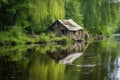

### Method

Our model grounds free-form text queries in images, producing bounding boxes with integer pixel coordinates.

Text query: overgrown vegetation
[0,0,120,44]
[80,0,120,35]
[0,27,70,44]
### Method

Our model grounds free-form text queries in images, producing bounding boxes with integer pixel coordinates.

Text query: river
[0,35,120,80]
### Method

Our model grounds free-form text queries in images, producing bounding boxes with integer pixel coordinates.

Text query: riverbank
[0,27,110,46]
[86,33,110,42]
[0,32,110,46]
[0,31,71,46]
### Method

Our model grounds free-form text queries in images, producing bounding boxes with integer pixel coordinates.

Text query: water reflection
[48,42,88,64]
[0,35,120,80]
[110,57,120,80]
[59,52,83,64]
[0,42,88,80]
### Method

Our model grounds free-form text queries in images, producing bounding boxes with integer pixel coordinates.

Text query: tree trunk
[12,11,18,26]
[0,20,2,31]
[32,29,35,37]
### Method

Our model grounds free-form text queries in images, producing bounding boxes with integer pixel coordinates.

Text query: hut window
[51,28,54,31]
[61,30,66,35]
[73,31,77,35]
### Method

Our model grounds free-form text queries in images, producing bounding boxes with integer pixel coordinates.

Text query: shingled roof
[58,19,84,31]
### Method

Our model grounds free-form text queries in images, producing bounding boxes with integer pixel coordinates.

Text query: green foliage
[60,35,70,42]
[116,7,120,33]
[48,0,65,21]
[9,26,23,37]
[28,0,48,24]
[0,0,28,30]
[0,26,29,43]
[0,30,70,44]
[65,0,83,25]
[47,33,56,38]
[0,0,120,41]
[28,0,65,32]
[1,0,9,4]
[39,33,50,42]
[38,33,70,43]
[0,31,11,41]
[0,0,65,33]
[80,0,120,35]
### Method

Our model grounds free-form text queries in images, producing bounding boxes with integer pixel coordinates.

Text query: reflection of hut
[48,49,69,61]
[59,52,83,64]
[48,43,86,64]
[68,43,84,53]
[47,19,84,40]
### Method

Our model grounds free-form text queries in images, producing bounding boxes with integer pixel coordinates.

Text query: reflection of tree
[0,41,94,80]
[99,37,120,79]
[110,57,120,80]
[69,36,119,80]
[73,42,106,80]
[29,54,65,80]
[0,44,69,80]
[0,45,29,61]
[108,42,120,80]
[0,44,69,61]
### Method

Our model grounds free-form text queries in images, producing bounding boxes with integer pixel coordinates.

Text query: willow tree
[116,5,120,33]
[28,0,65,34]
[80,0,120,35]
[65,0,83,25]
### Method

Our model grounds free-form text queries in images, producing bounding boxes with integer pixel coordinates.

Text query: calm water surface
[0,35,120,80]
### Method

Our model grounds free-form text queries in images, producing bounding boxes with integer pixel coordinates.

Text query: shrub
[39,33,50,42]
[60,36,70,42]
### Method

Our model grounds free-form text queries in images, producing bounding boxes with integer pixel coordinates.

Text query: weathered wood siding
[48,21,83,40]
[68,43,84,53]
[68,30,83,39]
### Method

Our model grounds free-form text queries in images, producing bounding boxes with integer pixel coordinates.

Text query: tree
[28,0,65,34]
[65,0,83,25]
[80,0,120,35]
[0,0,28,31]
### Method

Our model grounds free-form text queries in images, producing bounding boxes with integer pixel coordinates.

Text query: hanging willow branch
[28,0,65,30]
[81,0,120,34]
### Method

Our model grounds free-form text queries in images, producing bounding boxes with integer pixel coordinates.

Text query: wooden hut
[47,19,84,40]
